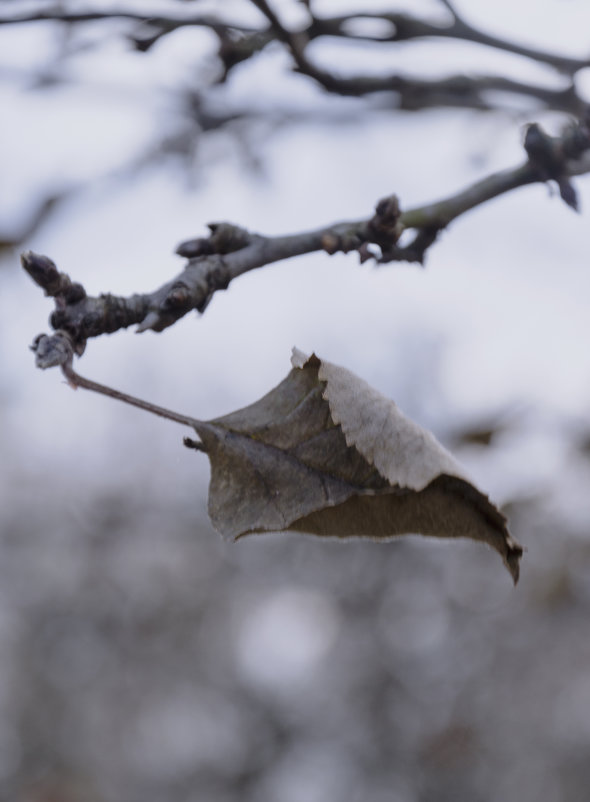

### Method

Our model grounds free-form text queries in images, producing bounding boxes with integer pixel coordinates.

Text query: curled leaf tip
[290,346,310,368]
[504,536,523,584]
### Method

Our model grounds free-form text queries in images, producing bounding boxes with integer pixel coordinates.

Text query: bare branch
[309,10,589,76]
[242,3,588,115]
[306,71,584,115]
[23,120,590,361]
[247,1,590,114]
[3,2,588,116]
[0,8,238,32]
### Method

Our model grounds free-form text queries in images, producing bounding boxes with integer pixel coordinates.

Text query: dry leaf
[192,349,522,582]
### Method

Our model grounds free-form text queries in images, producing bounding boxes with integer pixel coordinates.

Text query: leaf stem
[61,360,204,432]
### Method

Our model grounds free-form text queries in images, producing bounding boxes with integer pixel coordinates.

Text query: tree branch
[308,72,583,115]
[2,2,588,116]
[236,2,589,116]
[308,9,590,76]
[0,8,233,32]
[23,120,590,364]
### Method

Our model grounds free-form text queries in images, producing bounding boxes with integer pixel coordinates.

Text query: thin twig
[0,9,237,31]
[4,4,584,76]
[4,3,586,114]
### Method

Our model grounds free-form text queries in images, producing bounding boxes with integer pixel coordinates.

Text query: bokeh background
[2,1,590,800]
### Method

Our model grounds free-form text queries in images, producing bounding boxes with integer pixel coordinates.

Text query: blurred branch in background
[2,0,590,253]
[251,0,589,110]
[3,0,589,93]
[0,191,65,256]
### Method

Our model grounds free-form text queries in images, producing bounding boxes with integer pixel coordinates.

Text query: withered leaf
[192,349,522,582]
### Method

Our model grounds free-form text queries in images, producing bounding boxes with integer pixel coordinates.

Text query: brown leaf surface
[193,349,522,582]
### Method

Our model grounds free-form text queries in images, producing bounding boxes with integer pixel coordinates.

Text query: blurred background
[2,1,590,799]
